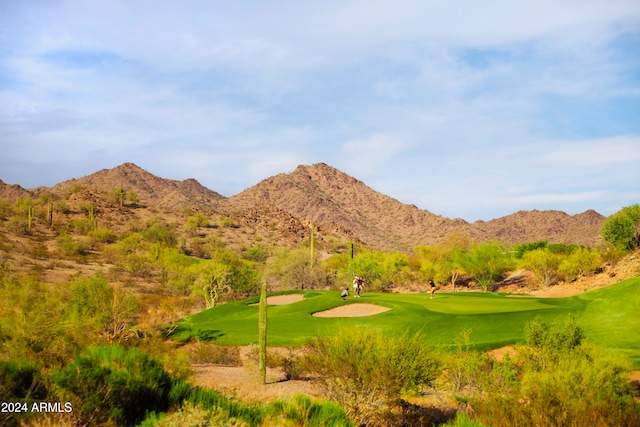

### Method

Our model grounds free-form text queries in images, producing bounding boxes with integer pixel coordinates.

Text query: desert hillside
[1,162,605,251]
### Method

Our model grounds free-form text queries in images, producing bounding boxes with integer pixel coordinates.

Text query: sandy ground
[313,302,390,317]
[266,294,305,305]
[191,359,320,401]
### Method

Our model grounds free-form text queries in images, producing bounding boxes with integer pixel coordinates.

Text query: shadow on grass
[164,324,226,342]
[197,330,226,341]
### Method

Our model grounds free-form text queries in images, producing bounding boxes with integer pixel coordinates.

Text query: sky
[1,1,639,222]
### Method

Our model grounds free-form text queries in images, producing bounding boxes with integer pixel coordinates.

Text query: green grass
[172,277,640,367]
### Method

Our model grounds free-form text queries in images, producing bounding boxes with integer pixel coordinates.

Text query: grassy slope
[174,277,640,367]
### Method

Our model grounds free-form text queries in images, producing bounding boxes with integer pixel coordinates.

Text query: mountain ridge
[0,162,606,250]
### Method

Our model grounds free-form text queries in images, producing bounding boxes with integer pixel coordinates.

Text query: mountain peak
[50,163,224,210]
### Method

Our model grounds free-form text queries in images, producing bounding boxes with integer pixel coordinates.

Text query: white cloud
[532,136,640,166]
[1,0,639,221]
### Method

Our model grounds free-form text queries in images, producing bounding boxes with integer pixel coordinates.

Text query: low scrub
[303,328,441,426]
[445,317,640,427]
[52,345,180,426]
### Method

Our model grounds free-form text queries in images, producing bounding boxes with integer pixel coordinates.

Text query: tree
[416,233,471,290]
[558,246,602,281]
[602,204,640,251]
[67,274,139,345]
[521,248,561,287]
[266,247,329,290]
[192,261,232,308]
[463,242,512,291]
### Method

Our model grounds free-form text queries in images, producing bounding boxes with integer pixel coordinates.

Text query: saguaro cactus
[309,222,316,269]
[47,197,53,227]
[27,202,34,233]
[258,281,268,384]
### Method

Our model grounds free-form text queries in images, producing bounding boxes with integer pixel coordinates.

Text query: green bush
[89,227,118,243]
[141,402,251,427]
[52,345,180,426]
[56,231,90,256]
[464,317,640,427]
[602,204,640,251]
[304,328,441,426]
[0,360,47,400]
[558,246,602,281]
[265,394,355,427]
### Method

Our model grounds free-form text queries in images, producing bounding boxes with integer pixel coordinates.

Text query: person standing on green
[429,280,436,300]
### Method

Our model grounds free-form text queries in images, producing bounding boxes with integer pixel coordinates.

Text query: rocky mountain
[227,164,459,249]
[227,163,605,249]
[47,163,224,210]
[1,162,606,251]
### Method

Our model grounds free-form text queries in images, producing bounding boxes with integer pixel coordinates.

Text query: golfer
[429,280,436,299]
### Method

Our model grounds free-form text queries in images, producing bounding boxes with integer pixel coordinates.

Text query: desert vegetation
[0,176,638,426]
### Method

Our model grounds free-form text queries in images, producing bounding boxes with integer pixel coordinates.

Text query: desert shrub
[267,247,331,290]
[0,360,47,400]
[522,316,584,369]
[304,328,441,426]
[512,240,549,259]
[0,197,11,221]
[190,251,260,307]
[56,231,90,256]
[67,273,139,345]
[220,216,237,228]
[602,204,640,251]
[0,275,71,366]
[71,217,96,234]
[0,360,49,427]
[518,345,639,427]
[465,317,640,427]
[265,394,355,427]
[52,345,180,426]
[155,247,198,295]
[345,249,390,291]
[142,218,177,247]
[519,248,561,287]
[438,330,516,399]
[281,350,306,381]
[185,213,209,236]
[186,342,241,365]
[444,412,486,427]
[462,241,513,291]
[89,227,118,244]
[558,246,602,281]
[243,244,268,262]
[141,402,251,427]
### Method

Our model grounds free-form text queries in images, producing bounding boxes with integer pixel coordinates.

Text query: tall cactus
[27,202,34,233]
[258,281,268,384]
[47,197,53,227]
[309,222,316,269]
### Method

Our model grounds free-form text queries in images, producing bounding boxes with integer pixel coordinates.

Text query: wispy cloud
[1,1,638,221]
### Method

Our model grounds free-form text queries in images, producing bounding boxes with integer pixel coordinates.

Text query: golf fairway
[173,276,640,367]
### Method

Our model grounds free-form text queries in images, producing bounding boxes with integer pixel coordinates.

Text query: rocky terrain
[1,162,606,251]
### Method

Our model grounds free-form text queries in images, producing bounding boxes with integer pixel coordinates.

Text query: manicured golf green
[173,277,640,367]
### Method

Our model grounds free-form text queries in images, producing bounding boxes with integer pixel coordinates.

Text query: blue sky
[1,1,639,221]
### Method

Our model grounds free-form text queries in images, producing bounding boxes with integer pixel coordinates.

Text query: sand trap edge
[313,303,391,318]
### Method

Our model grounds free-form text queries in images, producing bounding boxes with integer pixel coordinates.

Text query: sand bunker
[313,303,390,318]
[266,294,305,305]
